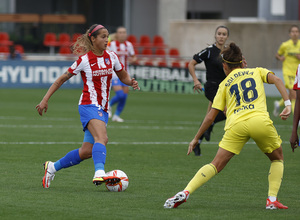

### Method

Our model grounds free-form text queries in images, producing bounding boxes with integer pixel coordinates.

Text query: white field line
[0,124,195,130]
[0,116,293,127]
[0,123,292,130]
[0,141,292,145]
[0,116,75,121]
[0,116,294,129]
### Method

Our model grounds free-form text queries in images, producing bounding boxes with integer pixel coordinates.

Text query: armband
[284,100,291,106]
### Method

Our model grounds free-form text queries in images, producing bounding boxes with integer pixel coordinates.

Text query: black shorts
[204,81,219,102]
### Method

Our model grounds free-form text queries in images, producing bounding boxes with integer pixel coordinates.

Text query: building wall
[129,0,158,38]
[157,0,186,44]
[187,0,258,19]
[258,0,299,20]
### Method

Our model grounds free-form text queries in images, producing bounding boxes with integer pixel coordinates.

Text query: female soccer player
[187,26,229,156]
[108,26,137,122]
[273,25,300,116]
[36,24,139,188]
[164,42,291,210]
[290,64,300,151]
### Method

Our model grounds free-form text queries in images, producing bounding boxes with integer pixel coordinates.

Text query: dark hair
[72,24,107,55]
[215,25,230,37]
[88,24,106,41]
[289,25,300,33]
[221,42,243,69]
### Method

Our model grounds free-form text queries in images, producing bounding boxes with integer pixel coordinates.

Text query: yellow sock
[292,99,295,114]
[268,160,284,197]
[278,99,284,107]
[184,163,218,194]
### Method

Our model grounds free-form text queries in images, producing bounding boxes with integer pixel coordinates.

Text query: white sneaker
[42,161,55,188]
[164,190,189,208]
[273,101,280,117]
[112,115,124,122]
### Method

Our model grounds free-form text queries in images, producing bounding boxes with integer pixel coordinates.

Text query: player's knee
[267,146,284,161]
[103,136,108,145]
[94,135,108,146]
[79,143,93,159]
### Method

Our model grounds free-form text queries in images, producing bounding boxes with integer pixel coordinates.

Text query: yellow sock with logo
[278,99,284,107]
[292,99,295,114]
[184,163,218,194]
[268,160,284,198]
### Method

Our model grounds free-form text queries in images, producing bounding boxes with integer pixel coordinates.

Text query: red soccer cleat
[266,198,288,210]
[164,190,190,208]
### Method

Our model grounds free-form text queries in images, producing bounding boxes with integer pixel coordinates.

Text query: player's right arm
[188,49,207,93]
[187,108,219,155]
[267,73,291,120]
[36,71,73,116]
[188,59,203,93]
[276,43,285,62]
[275,53,285,62]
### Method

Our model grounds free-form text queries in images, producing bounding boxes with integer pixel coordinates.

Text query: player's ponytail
[72,24,106,55]
[221,42,243,69]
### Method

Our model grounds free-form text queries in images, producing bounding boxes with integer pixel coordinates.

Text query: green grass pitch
[0,88,299,220]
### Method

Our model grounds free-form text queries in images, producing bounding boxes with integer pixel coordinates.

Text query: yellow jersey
[277,39,300,76]
[212,68,272,130]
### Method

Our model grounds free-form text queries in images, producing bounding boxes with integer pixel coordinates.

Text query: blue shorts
[111,77,128,87]
[78,104,108,131]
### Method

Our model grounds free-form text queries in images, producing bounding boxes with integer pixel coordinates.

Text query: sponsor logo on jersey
[234,104,255,114]
[92,68,113,76]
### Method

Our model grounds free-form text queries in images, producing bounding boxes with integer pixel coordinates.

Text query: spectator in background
[108,26,137,122]
[8,45,22,60]
[273,25,300,116]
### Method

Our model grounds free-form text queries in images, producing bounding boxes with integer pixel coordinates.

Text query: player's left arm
[187,108,220,155]
[267,73,291,120]
[116,69,140,90]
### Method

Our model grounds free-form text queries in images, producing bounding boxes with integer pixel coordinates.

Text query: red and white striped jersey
[109,40,135,71]
[294,64,300,90]
[68,50,124,111]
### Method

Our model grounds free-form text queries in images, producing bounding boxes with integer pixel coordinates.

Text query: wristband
[284,100,291,106]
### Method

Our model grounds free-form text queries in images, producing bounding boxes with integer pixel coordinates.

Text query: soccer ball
[105,170,129,192]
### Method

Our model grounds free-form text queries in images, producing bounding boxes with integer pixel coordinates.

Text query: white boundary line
[0,124,194,130]
[0,141,292,145]
[0,123,292,130]
[0,116,293,128]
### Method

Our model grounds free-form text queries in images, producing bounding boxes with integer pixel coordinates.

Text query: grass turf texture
[0,88,299,220]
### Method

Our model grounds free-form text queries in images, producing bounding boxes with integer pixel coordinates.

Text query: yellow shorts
[283,74,296,89]
[219,116,282,155]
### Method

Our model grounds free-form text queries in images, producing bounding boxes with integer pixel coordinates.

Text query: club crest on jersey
[98,111,103,117]
[105,58,110,65]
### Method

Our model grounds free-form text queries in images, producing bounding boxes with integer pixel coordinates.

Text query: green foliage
[0,89,299,220]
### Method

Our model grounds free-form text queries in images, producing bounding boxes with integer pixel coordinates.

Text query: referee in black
[187,26,229,156]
